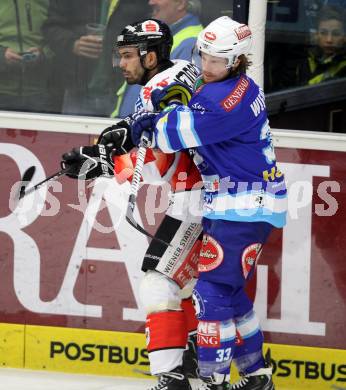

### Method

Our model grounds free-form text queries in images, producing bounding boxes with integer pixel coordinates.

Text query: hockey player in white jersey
[61,19,203,390]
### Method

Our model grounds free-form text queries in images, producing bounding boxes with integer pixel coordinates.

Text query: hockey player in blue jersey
[130,16,287,390]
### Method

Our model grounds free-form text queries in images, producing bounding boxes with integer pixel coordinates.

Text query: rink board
[1,322,345,389]
[0,323,24,368]
[1,119,346,390]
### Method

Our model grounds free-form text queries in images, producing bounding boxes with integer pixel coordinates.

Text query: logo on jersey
[175,62,200,89]
[198,234,224,272]
[156,77,169,88]
[235,25,251,41]
[197,321,221,347]
[241,243,262,279]
[142,20,160,33]
[143,86,153,102]
[192,289,205,318]
[221,76,249,112]
[204,31,216,41]
[135,96,144,111]
[191,102,206,114]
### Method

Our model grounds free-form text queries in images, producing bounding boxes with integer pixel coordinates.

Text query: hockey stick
[125,131,171,247]
[17,165,36,200]
[18,166,70,200]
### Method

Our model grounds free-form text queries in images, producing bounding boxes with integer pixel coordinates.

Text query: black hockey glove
[97,117,135,155]
[61,144,114,180]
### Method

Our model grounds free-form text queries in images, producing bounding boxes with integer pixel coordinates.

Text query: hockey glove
[61,144,114,180]
[151,82,193,111]
[96,117,135,155]
[130,110,158,147]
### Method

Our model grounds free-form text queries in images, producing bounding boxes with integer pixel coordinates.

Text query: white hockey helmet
[196,16,252,68]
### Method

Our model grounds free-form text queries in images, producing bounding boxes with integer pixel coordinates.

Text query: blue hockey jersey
[152,74,287,228]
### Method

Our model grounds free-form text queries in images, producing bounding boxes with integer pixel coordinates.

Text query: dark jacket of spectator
[42,0,150,116]
[296,46,346,85]
[88,0,151,100]
[42,0,103,91]
[0,0,56,112]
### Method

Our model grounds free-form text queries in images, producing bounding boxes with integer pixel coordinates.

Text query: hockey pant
[193,219,273,381]
[139,271,198,375]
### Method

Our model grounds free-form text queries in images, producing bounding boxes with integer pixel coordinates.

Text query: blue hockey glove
[151,82,193,111]
[130,110,158,147]
[61,144,114,180]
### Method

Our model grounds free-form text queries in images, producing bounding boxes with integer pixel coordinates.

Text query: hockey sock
[146,310,187,375]
[193,279,236,378]
[197,319,236,378]
[233,309,265,374]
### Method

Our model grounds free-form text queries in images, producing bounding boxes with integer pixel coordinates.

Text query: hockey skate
[147,366,192,390]
[230,367,274,390]
[183,333,199,378]
[230,350,275,390]
[197,373,231,390]
[197,377,230,390]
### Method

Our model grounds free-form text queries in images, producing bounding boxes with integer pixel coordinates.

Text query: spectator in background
[282,5,346,87]
[303,5,346,84]
[43,0,119,115]
[113,0,203,118]
[150,0,203,59]
[86,0,151,117]
[0,0,59,113]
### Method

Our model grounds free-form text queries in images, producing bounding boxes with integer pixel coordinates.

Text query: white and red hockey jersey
[114,60,202,193]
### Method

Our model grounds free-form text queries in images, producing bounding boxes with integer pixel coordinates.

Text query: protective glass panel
[0,0,234,118]
[264,1,346,91]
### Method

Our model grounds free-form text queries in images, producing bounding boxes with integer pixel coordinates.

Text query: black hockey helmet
[116,18,173,63]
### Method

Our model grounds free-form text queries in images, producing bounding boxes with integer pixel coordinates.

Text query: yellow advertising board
[0,323,25,368]
[25,325,149,377]
[253,343,346,389]
[1,322,346,389]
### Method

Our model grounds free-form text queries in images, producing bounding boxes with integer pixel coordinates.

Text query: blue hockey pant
[193,218,272,378]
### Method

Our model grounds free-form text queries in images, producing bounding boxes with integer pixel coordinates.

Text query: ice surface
[0,368,201,390]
